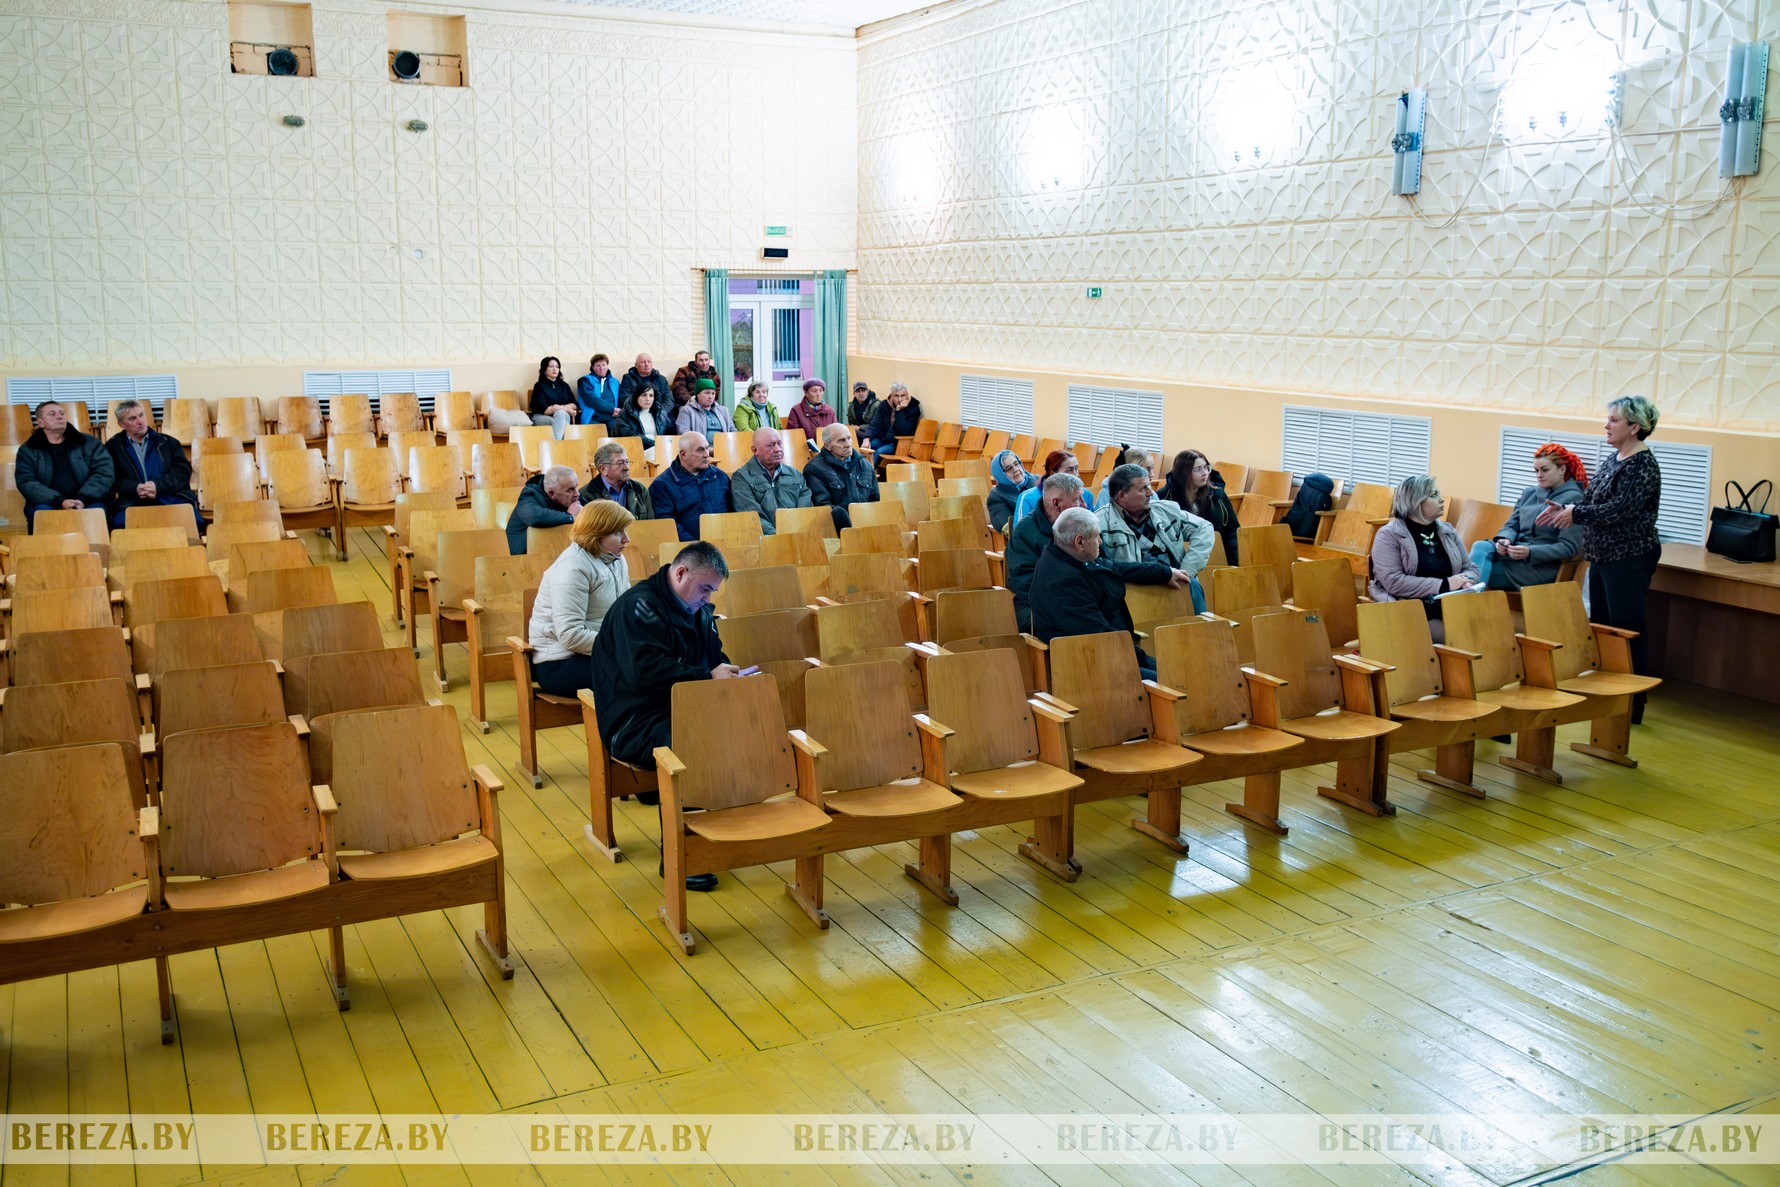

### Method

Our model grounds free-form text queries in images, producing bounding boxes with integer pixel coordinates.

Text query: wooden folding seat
[197,453,259,516]
[1249,609,1401,818]
[1452,499,1515,550]
[1070,441,1099,473]
[563,423,607,445]
[7,627,140,714]
[1288,557,1365,650]
[757,532,829,574]
[339,447,402,561]
[699,509,765,554]
[508,424,554,474]
[850,501,912,537]
[203,520,282,567]
[774,504,837,541]
[228,568,335,642]
[647,673,828,951]
[275,602,385,715]
[0,743,159,1030]
[813,596,930,710]
[126,574,227,630]
[619,516,681,585]
[536,438,591,486]
[937,474,989,501]
[928,422,964,463]
[881,480,932,527]
[120,503,200,546]
[1212,460,1249,494]
[978,429,1011,461]
[212,497,282,528]
[105,526,189,587]
[1232,468,1292,529]
[840,522,912,559]
[6,549,105,597]
[713,564,808,619]
[69,401,99,437]
[377,393,425,438]
[1237,522,1297,601]
[393,505,474,643]
[190,434,244,488]
[885,461,937,490]
[423,527,508,691]
[328,394,375,437]
[480,390,525,432]
[930,587,1046,691]
[0,531,88,581]
[715,607,818,729]
[153,721,334,1035]
[1357,598,1505,798]
[32,506,110,559]
[460,551,551,731]
[386,429,434,483]
[263,448,335,539]
[432,391,481,436]
[276,397,325,446]
[825,551,921,640]
[324,431,376,481]
[887,418,939,465]
[110,546,209,609]
[913,547,992,599]
[446,429,494,479]
[407,444,469,502]
[298,648,424,722]
[1518,582,1662,768]
[310,703,512,999]
[1303,506,1388,568]
[1,678,154,796]
[224,538,310,588]
[1208,564,1286,661]
[139,613,265,700]
[1086,451,1120,503]
[1123,583,1203,642]
[527,523,571,559]
[941,460,990,487]
[573,688,656,863]
[470,484,524,531]
[506,588,583,790]
[1440,590,1590,785]
[4,589,121,661]
[154,661,290,740]
[165,400,216,444]
[709,431,750,473]
[1021,630,1203,872]
[0,404,32,447]
[470,442,525,491]
[213,397,265,442]
[930,493,994,542]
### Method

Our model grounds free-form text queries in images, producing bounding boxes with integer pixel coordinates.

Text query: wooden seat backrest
[776,504,837,539]
[316,703,479,851]
[957,426,988,458]
[156,661,286,738]
[10,550,104,594]
[32,507,109,556]
[391,493,462,546]
[801,660,923,792]
[563,422,607,444]
[213,498,280,526]
[829,550,907,599]
[1248,469,1293,500]
[1441,590,1522,693]
[882,481,932,525]
[147,613,264,679]
[470,485,524,530]
[1344,482,1393,517]
[1251,610,1344,720]
[1357,598,1445,707]
[471,442,526,490]
[12,586,114,636]
[265,448,330,510]
[434,392,480,435]
[228,538,310,581]
[198,453,258,508]
[669,674,796,810]
[924,649,1038,775]
[1453,499,1515,550]
[1236,523,1296,600]
[204,521,282,563]
[931,494,991,532]
[839,523,908,557]
[1123,583,1202,639]
[162,398,212,441]
[406,508,478,575]
[620,518,683,583]
[447,429,495,477]
[1318,507,1386,553]
[1,678,140,756]
[1289,557,1361,648]
[1212,564,1283,615]
[916,515,986,556]
[0,743,146,907]
[930,587,1031,686]
[848,501,907,531]
[383,431,433,480]
[301,648,426,723]
[281,602,383,661]
[1049,630,1151,749]
[816,595,914,656]
[379,393,425,436]
[253,433,305,481]
[916,547,991,595]
[1213,460,1250,493]
[979,429,1011,460]
[159,723,319,877]
[757,533,827,568]
[10,626,130,687]
[1152,619,1254,734]
[430,528,508,612]
[509,425,554,473]
[233,566,336,616]
[329,394,375,436]
[408,445,467,497]
[107,527,190,585]
[1520,582,1602,680]
[717,607,819,666]
[699,510,765,552]
[526,523,571,557]
[715,565,806,618]
[886,462,936,489]
[942,461,989,485]
[326,432,378,480]
[6,532,88,567]
[122,502,201,543]
[472,551,553,628]
[278,397,323,439]
[115,545,210,593]
[536,438,591,484]
[213,397,262,440]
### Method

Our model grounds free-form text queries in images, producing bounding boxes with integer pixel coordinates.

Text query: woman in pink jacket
[1368,474,1480,638]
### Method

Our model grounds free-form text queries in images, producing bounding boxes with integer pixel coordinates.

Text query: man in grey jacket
[1096,463,1211,611]
[729,428,812,534]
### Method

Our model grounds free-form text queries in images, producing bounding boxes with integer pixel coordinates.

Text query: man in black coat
[590,541,741,892]
[802,422,879,531]
[106,399,201,531]
[618,352,672,410]
[15,400,114,529]
[1010,473,1192,634]
[1030,506,1175,679]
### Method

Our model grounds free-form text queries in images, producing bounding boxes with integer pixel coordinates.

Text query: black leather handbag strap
[1724,479,1772,514]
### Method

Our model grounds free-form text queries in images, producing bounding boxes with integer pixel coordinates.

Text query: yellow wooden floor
[5,526,1778,1187]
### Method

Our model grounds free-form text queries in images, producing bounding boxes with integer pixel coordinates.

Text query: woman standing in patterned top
[1538,395,1662,722]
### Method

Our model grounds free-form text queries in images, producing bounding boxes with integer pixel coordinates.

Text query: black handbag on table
[1706,479,1777,564]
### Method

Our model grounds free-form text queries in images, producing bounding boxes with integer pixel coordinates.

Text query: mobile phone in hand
[737,665,761,677]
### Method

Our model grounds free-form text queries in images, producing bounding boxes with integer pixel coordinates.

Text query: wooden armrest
[812,596,840,607]
[1367,517,1390,526]
[1334,653,1391,674]
[906,640,942,658]
[1513,633,1562,652]
[1314,510,1339,519]
[134,672,151,693]
[1433,644,1483,662]
[108,591,123,606]
[312,784,338,814]
[1241,666,1288,688]
[1021,633,1047,651]
[288,714,310,737]
[1591,623,1639,639]
[1029,697,1074,724]
[577,688,597,713]
[139,804,159,837]
[463,598,485,615]
[653,746,687,778]
[425,697,445,707]
[986,550,1004,562]
[1268,499,1292,509]
[506,635,534,654]
[1034,691,1078,713]
[912,713,954,740]
[787,729,828,760]
[472,764,504,794]
[284,530,299,540]
[139,731,157,757]
[1142,679,1185,702]
[422,569,440,587]
[382,525,399,538]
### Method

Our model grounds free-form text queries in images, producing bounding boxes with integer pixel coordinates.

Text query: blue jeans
[532,410,570,440]
[1186,574,1207,614]
[873,442,897,463]
[1469,540,1497,589]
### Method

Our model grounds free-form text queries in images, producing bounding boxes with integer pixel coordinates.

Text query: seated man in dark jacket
[803,422,879,531]
[1030,507,1176,679]
[590,541,742,892]
[1009,473,1193,634]
[106,399,200,532]
[505,465,581,554]
[579,440,654,519]
[648,432,731,541]
[15,400,114,529]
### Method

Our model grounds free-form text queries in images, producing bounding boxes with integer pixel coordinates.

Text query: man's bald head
[678,432,712,473]
[751,427,784,467]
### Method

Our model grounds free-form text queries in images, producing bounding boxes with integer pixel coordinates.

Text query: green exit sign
[1086,286,1104,299]
[765,225,789,237]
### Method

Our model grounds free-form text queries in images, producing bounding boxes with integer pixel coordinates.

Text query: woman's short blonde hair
[571,500,634,553]
[1607,394,1659,440]
[1391,474,1441,520]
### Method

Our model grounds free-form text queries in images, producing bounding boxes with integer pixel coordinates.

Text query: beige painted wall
[849,351,1780,508]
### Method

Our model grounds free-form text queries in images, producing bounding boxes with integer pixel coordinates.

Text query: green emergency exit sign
[1086,286,1104,298]
[765,225,789,236]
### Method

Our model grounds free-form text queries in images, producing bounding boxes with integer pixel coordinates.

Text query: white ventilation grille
[1282,405,1431,486]
[303,369,453,414]
[1066,384,1164,453]
[960,373,1035,436]
[7,374,179,418]
[1497,426,1712,545]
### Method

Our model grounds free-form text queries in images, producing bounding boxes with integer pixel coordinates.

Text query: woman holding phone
[1471,443,1586,590]
[1537,395,1662,722]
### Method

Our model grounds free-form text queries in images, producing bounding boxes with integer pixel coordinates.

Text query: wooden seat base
[825,779,961,817]
[950,760,1082,801]
[1280,709,1397,742]
[1558,671,1662,697]
[161,860,331,911]
[339,835,497,881]
[1073,737,1201,779]
[684,798,832,844]
[1388,695,1499,725]
[0,886,147,943]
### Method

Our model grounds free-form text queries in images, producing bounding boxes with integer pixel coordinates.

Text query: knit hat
[694,378,717,392]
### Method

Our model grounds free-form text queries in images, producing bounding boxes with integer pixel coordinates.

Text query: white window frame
[1066,384,1163,454]
[1281,405,1433,488]
[961,374,1036,436]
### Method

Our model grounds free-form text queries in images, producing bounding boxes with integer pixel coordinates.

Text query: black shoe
[635,789,660,806]
[658,860,718,893]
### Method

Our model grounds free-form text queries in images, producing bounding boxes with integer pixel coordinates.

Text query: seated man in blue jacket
[106,399,201,532]
[648,432,731,541]
[504,465,581,554]
[576,353,622,430]
[1030,506,1176,679]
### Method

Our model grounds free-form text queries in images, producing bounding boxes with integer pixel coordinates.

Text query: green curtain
[814,269,847,409]
[702,268,732,407]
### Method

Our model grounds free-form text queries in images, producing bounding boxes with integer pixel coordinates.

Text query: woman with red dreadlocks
[1470,442,1588,591]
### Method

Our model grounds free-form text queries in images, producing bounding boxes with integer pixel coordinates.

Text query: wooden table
[1646,543,1780,703]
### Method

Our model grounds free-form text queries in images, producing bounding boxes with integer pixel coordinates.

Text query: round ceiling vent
[267,47,299,76]
[392,50,421,81]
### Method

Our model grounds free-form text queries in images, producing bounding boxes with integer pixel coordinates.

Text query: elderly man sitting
[803,422,879,532]
[505,464,582,554]
[648,431,731,541]
[730,427,812,534]
[1096,463,1212,613]
[1030,506,1177,679]
[579,440,654,520]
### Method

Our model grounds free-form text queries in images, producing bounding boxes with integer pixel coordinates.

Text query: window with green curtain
[813,269,847,408]
[702,268,731,406]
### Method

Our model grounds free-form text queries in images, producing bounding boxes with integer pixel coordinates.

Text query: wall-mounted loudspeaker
[392,50,421,81]
[761,247,790,260]
[267,47,300,75]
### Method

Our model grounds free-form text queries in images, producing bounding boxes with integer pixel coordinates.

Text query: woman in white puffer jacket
[527,500,634,697]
